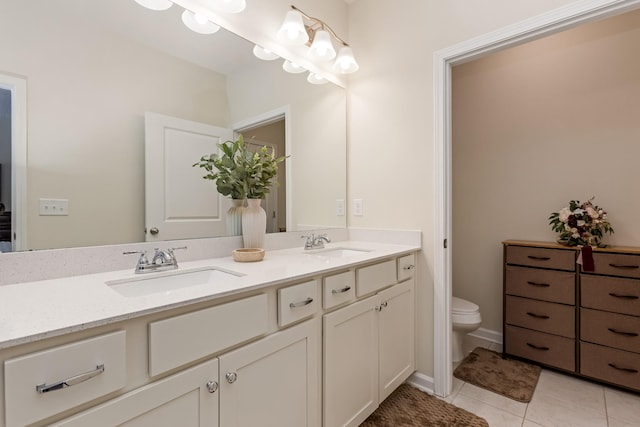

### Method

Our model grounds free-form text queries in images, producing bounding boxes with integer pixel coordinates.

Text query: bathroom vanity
[0,240,418,427]
[503,240,640,393]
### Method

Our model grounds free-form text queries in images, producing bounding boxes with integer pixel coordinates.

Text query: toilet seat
[452,296,479,314]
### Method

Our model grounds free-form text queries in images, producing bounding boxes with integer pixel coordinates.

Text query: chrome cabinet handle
[289,297,313,308]
[375,305,382,312]
[149,227,159,235]
[206,380,218,393]
[226,372,238,384]
[381,301,388,308]
[36,364,105,394]
[403,264,415,271]
[331,285,351,294]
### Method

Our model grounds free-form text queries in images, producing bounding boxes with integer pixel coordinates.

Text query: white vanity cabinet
[323,255,415,427]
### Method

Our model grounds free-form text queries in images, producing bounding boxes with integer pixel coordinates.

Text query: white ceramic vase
[226,199,245,236]
[242,199,266,248]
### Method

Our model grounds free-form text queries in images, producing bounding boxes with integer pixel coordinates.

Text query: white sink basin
[106,267,244,298]
[307,247,372,258]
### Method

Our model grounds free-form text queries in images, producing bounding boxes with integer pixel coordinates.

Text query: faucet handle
[301,234,315,249]
[123,250,149,266]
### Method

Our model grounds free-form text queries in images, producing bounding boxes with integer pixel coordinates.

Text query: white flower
[572,232,580,238]
[558,207,571,222]
[577,220,585,227]
[574,208,585,215]
[586,207,599,219]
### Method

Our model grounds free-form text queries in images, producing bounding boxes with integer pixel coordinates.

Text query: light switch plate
[336,199,345,216]
[353,199,364,216]
[39,198,69,216]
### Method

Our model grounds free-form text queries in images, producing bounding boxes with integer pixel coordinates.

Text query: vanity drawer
[4,331,126,427]
[506,245,575,271]
[149,294,268,376]
[505,325,575,371]
[356,259,397,297]
[505,265,575,304]
[397,254,416,282]
[323,271,356,309]
[505,296,575,338]
[580,342,640,391]
[581,308,640,354]
[581,275,640,316]
[278,280,318,327]
[589,253,640,279]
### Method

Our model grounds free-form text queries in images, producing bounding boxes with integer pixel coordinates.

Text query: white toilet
[452,296,482,362]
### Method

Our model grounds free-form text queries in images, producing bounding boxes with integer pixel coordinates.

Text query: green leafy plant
[549,197,614,246]
[193,135,287,200]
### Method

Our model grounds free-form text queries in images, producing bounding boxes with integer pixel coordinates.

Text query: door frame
[433,0,640,396]
[0,73,27,251]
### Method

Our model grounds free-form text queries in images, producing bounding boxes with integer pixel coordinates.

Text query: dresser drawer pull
[36,364,105,394]
[289,297,314,308]
[608,363,639,374]
[607,328,639,337]
[527,256,551,261]
[526,343,550,351]
[331,286,352,294]
[403,264,415,271]
[526,312,550,319]
[609,263,640,270]
[527,281,551,287]
[608,292,639,300]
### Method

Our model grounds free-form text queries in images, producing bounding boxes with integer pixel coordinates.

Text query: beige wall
[347,0,582,377]
[452,10,640,333]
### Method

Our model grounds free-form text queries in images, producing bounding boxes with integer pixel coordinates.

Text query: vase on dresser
[242,199,266,248]
[226,199,245,236]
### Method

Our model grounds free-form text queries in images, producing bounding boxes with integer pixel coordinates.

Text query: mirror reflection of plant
[193,135,287,200]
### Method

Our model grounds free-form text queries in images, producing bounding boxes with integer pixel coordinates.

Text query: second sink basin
[106,266,244,298]
[306,247,372,258]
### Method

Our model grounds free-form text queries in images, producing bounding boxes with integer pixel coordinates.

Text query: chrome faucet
[302,233,331,250]
[124,246,187,274]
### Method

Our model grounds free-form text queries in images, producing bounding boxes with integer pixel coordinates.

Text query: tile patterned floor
[443,342,640,427]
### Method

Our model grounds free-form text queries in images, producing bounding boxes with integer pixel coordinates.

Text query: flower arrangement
[193,135,287,200]
[548,197,614,247]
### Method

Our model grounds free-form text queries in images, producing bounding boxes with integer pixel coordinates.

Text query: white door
[246,139,279,233]
[145,112,233,242]
[219,319,320,427]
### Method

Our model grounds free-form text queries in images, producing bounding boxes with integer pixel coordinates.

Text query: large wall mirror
[0,0,347,252]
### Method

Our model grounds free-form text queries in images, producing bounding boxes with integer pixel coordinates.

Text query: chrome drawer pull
[526,312,550,319]
[608,292,639,300]
[527,256,551,261]
[608,363,639,374]
[608,328,639,337]
[331,285,352,294]
[403,265,415,271]
[527,281,551,287]
[609,263,639,270]
[36,364,105,394]
[526,343,549,351]
[289,297,313,308]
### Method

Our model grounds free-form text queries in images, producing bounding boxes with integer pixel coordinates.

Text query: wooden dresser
[503,240,640,392]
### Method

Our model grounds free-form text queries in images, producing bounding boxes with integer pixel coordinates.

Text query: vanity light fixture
[134,0,173,11]
[253,45,279,61]
[277,5,359,74]
[211,0,247,14]
[282,60,306,74]
[306,72,328,85]
[181,10,221,34]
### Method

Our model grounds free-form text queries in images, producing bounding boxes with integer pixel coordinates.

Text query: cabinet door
[378,279,415,401]
[218,318,320,427]
[323,295,380,427]
[52,359,219,427]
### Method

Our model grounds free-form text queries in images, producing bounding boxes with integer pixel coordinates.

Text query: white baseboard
[406,371,434,394]
[467,327,503,345]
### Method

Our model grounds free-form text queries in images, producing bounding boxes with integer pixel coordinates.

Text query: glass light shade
[282,60,306,74]
[334,46,359,74]
[212,0,246,14]
[134,0,173,11]
[277,10,309,45]
[307,30,336,61]
[307,72,328,85]
[181,10,220,34]
[253,45,279,61]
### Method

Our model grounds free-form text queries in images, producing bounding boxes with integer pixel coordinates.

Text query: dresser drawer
[505,296,575,338]
[589,252,640,279]
[581,308,640,354]
[4,331,126,427]
[580,342,640,391]
[581,275,640,316]
[505,325,575,371]
[323,271,356,309]
[397,254,416,282]
[506,245,575,271]
[356,259,397,296]
[505,265,575,304]
[278,279,318,327]
[149,294,268,376]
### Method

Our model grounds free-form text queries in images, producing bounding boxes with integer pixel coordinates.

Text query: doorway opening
[0,88,11,251]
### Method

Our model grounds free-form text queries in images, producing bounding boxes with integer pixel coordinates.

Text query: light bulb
[283,60,306,74]
[181,10,220,34]
[308,30,335,61]
[277,10,308,45]
[194,13,208,25]
[253,45,279,61]
[307,72,328,85]
[134,0,173,11]
[333,46,359,74]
